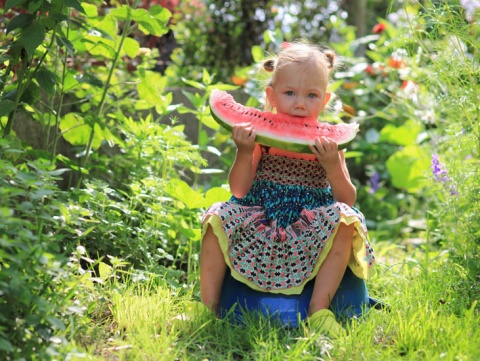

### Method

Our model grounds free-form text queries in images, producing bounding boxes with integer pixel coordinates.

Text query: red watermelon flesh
[209,89,359,153]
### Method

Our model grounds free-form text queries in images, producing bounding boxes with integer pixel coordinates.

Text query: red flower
[365,65,375,75]
[372,23,386,34]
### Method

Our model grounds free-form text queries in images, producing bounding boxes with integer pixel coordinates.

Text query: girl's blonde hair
[262,41,336,112]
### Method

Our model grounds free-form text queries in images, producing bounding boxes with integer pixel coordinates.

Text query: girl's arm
[228,123,261,198]
[309,137,356,206]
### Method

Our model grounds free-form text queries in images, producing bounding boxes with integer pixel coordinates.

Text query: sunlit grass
[75,237,479,360]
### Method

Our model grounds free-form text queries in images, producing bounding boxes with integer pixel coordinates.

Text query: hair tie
[263,59,275,72]
[280,42,292,49]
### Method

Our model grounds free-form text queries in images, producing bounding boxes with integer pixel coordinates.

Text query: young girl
[200,42,375,336]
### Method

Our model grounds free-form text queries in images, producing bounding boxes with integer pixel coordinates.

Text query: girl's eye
[308,93,317,99]
[285,91,294,96]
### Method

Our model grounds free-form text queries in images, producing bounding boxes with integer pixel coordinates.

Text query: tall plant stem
[78,0,139,187]
[3,22,59,138]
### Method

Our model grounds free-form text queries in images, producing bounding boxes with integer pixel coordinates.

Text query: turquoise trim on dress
[231,180,334,228]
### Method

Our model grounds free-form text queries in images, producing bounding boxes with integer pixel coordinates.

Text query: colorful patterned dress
[202,147,375,295]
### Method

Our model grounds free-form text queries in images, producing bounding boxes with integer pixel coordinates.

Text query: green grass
[75,237,480,361]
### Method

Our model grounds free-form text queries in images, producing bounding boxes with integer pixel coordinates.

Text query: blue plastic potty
[219,267,378,327]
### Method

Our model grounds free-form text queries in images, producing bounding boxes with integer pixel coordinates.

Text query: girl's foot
[170,301,212,331]
[306,309,346,339]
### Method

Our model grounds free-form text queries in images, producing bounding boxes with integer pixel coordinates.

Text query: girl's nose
[294,96,305,109]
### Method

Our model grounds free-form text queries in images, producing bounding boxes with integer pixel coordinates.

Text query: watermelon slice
[209,89,359,153]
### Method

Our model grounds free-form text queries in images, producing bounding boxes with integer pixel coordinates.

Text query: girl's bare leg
[200,225,227,315]
[308,223,354,315]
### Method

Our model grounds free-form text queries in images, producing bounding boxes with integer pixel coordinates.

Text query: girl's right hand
[232,123,256,153]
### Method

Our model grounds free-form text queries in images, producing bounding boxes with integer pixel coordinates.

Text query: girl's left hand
[309,136,342,174]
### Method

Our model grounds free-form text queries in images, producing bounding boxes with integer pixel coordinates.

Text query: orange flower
[231,75,248,86]
[388,57,406,68]
[342,82,360,90]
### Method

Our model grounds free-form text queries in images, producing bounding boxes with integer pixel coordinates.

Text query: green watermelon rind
[209,90,358,153]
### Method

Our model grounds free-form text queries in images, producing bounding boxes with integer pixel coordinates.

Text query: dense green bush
[0,140,90,359]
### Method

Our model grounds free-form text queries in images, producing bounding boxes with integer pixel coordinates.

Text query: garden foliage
[0,0,479,359]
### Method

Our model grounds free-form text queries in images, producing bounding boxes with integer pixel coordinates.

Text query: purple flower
[431,153,457,195]
[369,172,381,194]
[431,154,450,184]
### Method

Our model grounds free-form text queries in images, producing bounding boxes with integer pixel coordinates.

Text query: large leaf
[64,0,85,14]
[166,179,207,209]
[83,36,116,59]
[379,119,422,146]
[137,69,167,106]
[4,0,28,12]
[17,20,45,56]
[110,5,170,37]
[0,100,15,117]
[59,113,106,149]
[35,68,57,95]
[122,37,140,58]
[386,145,430,193]
[205,187,231,204]
[81,2,98,17]
[6,13,33,34]
[75,72,104,88]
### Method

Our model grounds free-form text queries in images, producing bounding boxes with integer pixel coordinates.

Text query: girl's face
[266,62,330,119]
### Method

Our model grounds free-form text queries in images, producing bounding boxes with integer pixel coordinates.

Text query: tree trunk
[344,0,367,56]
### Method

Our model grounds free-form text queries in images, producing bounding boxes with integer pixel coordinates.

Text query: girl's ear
[265,86,276,108]
[322,92,331,108]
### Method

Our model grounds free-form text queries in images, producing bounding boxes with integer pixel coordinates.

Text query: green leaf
[6,13,34,34]
[150,5,172,22]
[92,15,117,39]
[251,45,264,62]
[35,68,57,95]
[18,20,45,56]
[60,113,91,146]
[109,5,130,20]
[166,179,207,209]
[137,70,167,106]
[56,36,75,57]
[365,50,384,63]
[46,316,66,331]
[28,0,42,13]
[4,0,27,12]
[344,151,363,158]
[20,81,40,105]
[137,20,169,37]
[83,36,116,59]
[198,113,220,130]
[110,6,170,36]
[182,91,203,108]
[99,261,113,280]
[205,187,231,204]
[181,77,205,89]
[379,119,422,146]
[64,0,85,14]
[0,100,15,117]
[75,73,104,88]
[122,37,140,58]
[82,2,98,17]
[0,338,13,352]
[386,145,430,193]
[202,68,212,86]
